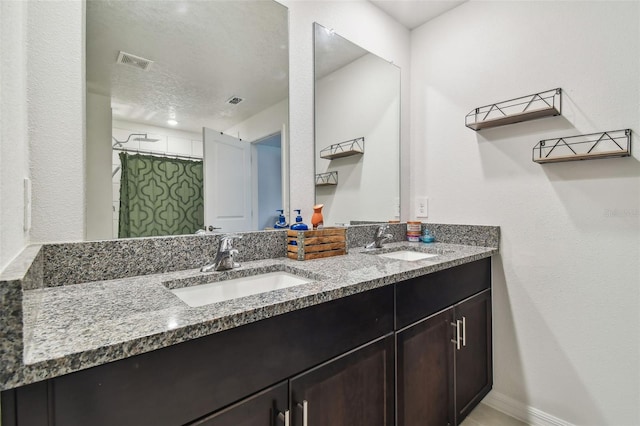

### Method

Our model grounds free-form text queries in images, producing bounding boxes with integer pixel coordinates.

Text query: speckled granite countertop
[3,241,496,390]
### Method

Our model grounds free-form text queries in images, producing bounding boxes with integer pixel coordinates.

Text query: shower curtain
[118,153,204,238]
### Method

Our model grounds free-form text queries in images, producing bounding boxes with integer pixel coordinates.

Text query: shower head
[112,133,160,147]
[132,134,160,143]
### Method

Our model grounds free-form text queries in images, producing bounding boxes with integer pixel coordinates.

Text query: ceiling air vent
[226,96,244,105]
[116,51,154,71]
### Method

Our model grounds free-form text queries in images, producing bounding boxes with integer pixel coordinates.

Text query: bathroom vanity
[0,224,498,426]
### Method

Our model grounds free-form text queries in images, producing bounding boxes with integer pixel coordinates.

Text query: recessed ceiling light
[167,119,178,126]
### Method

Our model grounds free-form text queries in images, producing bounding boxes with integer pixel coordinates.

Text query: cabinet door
[454,289,492,424]
[397,308,455,426]
[189,381,288,426]
[290,335,394,426]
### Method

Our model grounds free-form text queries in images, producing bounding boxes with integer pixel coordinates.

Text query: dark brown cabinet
[395,258,491,329]
[290,335,395,426]
[1,286,394,426]
[397,309,455,426]
[195,335,395,426]
[454,290,492,423]
[2,258,492,426]
[397,289,492,426]
[189,382,288,426]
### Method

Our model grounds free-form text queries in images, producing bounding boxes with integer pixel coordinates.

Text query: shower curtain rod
[113,147,202,162]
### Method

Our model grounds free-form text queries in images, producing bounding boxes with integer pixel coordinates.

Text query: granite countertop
[0,228,499,390]
[7,239,497,389]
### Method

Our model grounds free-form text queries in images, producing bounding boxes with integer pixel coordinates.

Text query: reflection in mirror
[314,23,400,226]
[86,0,289,239]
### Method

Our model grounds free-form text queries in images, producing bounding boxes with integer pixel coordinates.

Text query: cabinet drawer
[188,381,288,426]
[395,258,491,329]
[45,286,393,426]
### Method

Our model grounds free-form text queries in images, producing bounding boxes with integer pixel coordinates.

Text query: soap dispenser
[420,228,435,243]
[273,210,289,229]
[290,209,309,231]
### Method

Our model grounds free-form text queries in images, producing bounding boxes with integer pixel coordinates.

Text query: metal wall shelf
[466,88,562,131]
[315,171,338,186]
[320,137,364,159]
[532,129,631,163]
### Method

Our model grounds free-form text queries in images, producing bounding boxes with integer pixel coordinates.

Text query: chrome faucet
[201,235,242,272]
[365,225,393,249]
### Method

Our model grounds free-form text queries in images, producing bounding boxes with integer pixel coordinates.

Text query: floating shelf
[315,171,338,186]
[533,129,631,164]
[466,88,562,131]
[320,137,365,159]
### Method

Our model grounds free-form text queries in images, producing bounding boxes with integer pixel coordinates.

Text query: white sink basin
[170,271,313,307]
[378,251,438,261]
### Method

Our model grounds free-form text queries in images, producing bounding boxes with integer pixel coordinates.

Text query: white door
[203,128,253,232]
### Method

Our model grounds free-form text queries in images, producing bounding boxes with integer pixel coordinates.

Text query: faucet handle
[376,224,389,236]
[219,234,242,250]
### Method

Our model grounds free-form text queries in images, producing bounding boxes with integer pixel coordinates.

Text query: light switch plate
[415,196,428,218]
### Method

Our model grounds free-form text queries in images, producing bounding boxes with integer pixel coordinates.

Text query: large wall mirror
[314,23,400,226]
[86,0,289,239]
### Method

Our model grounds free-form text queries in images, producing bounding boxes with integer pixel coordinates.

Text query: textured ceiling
[369,0,467,29]
[86,0,288,133]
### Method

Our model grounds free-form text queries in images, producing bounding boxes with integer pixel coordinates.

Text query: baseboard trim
[482,391,574,426]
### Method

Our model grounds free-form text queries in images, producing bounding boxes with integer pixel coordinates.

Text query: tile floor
[461,403,529,426]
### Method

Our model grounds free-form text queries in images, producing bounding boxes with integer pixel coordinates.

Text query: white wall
[111,120,202,157]
[224,98,288,143]
[86,92,112,240]
[279,0,411,222]
[27,0,85,244]
[0,1,29,270]
[411,2,639,424]
[315,53,400,225]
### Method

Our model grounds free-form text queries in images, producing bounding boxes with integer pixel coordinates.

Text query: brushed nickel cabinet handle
[277,409,290,426]
[451,320,461,350]
[461,316,467,347]
[297,400,308,426]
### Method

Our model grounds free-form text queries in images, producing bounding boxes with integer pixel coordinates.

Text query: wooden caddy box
[287,227,347,261]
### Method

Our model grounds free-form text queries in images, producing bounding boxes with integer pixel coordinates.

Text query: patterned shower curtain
[118,153,204,238]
